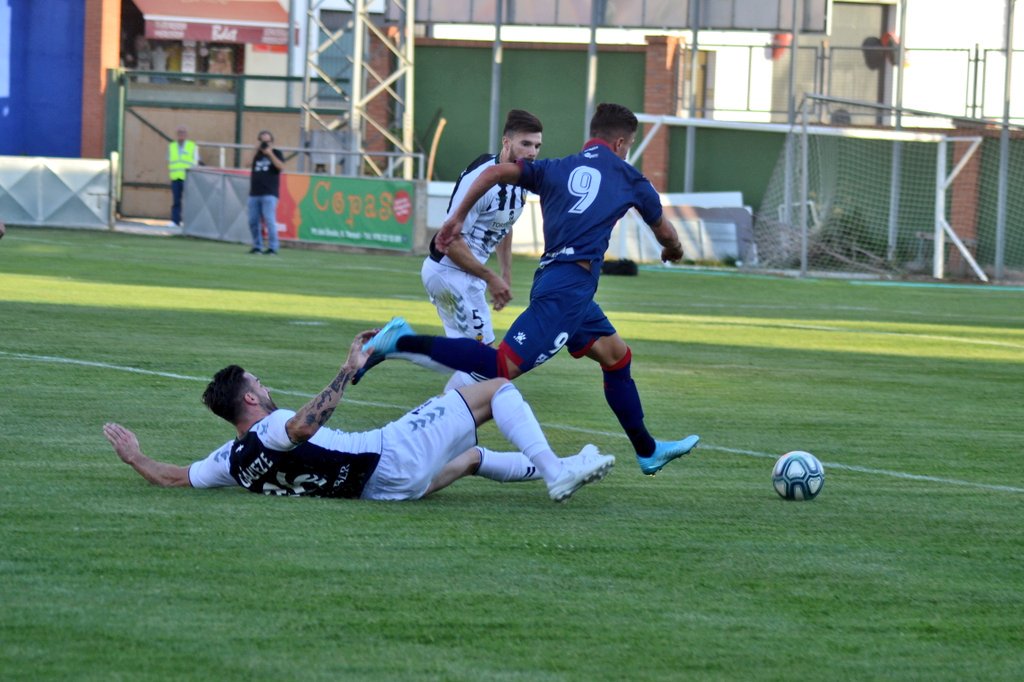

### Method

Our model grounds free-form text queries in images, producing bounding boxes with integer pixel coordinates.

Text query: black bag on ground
[601,259,638,276]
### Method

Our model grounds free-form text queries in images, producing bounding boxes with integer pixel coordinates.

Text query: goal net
[750,98,1024,281]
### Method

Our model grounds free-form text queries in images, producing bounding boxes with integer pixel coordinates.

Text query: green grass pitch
[1,227,1022,680]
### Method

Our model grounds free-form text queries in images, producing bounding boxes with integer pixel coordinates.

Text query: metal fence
[0,156,115,229]
[684,43,1024,126]
[192,142,425,180]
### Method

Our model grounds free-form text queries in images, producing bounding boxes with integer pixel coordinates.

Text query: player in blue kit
[361,103,700,476]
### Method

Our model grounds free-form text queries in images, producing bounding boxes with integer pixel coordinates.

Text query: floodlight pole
[782,0,800,232]
[933,139,947,279]
[286,0,296,108]
[584,0,603,142]
[995,0,1015,280]
[683,0,700,192]
[488,0,504,155]
[349,0,366,176]
[800,98,810,277]
[886,0,908,264]
[786,0,800,124]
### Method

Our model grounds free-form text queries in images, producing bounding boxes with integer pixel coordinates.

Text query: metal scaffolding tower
[301,0,416,178]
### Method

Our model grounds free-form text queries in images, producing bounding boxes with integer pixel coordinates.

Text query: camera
[260,141,269,150]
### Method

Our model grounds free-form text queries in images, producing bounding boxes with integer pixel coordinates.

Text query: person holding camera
[248,130,286,254]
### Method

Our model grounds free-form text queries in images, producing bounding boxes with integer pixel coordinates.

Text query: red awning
[133,0,290,46]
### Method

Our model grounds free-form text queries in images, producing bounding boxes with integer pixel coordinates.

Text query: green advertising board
[280,174,416,251]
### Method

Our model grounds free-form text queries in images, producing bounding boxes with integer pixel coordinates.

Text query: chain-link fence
[681,42,1024,127]
[751,96,1024,282]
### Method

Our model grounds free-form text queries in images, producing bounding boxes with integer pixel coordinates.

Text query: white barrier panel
[182,169,252,244]
[0,156,112,229]
[426,183,751,263]
[427,180,545,255]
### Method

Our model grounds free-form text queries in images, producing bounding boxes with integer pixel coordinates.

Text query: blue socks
[396,335,500,379]
[602,349,656,456]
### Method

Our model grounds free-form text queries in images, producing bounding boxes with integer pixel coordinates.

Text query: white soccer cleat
[547,444,615,503]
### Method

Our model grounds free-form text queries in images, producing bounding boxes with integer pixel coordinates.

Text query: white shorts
[421,257,495,344]
[360,390,478,501]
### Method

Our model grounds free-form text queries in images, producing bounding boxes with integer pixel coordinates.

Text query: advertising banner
[145,21,288,45]
[277,174,416,251]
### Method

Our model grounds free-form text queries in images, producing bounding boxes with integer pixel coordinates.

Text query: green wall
[415,45,644,181]
[414,43,781,208]
[667,127,785,208]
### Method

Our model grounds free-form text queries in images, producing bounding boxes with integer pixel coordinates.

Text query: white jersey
[430,153,529,267]
[187,393,477,501]
[422,154,529,348]
[187,409,384,496]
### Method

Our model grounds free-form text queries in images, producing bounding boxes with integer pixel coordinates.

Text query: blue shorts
[497,262,616,375]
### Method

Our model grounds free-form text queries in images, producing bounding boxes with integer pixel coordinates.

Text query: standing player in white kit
[357,110,543,391]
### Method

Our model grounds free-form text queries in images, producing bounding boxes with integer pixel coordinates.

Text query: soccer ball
[772,451,825,501]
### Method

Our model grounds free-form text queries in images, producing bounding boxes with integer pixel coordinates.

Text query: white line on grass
[599,298,1024,323]
[5,350,1022,494]
[767,323,1024,350]
[533,425,1024,495]
[0,351,398,409]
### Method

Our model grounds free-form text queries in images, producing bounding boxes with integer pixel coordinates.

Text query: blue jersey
[516,139,663,269]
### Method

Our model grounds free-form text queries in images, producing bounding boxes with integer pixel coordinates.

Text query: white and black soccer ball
[772,451,825,501]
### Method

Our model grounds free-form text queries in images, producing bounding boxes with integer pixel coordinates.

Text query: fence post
[933,139,947,279]
[799,99,810,277]
[994,0,1015,280]
[234,75,245,169]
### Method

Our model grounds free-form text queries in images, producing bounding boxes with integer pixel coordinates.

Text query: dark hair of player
[503,109,543,136]
[589,102,638,141]
[202,364,250,423]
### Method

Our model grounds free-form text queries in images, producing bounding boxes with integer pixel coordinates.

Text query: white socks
[489,382,562,482]
[474,448,543,482]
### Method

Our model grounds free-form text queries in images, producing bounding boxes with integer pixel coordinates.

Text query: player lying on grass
[356,103,700,477]
[103,329,614,503]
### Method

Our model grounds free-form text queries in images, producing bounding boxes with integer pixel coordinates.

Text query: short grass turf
[1,227,1022,680]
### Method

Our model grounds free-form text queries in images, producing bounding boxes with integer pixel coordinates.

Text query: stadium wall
[110,40,778,223]
[415,39,778,206]
[667,127,785,209]
[414,40,646,183]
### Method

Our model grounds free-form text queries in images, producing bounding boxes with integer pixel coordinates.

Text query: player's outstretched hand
[103,422,143,464]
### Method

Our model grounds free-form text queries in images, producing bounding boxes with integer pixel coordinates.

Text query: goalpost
[753,97,991,281]
[634,99,1024,281]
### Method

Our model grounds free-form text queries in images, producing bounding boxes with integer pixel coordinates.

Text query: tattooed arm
[285,330,376,444]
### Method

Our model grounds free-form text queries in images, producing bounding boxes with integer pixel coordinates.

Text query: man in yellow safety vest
[168,125,198,227]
